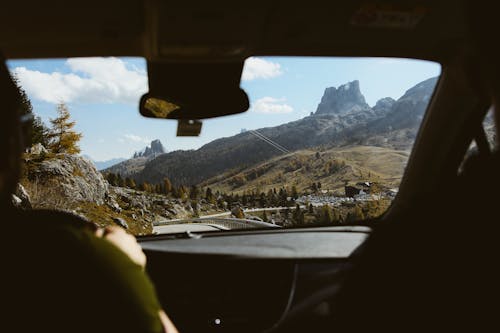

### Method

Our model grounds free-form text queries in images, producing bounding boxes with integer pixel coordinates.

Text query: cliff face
[315,80,371,115]
[133,139,166,158]
[106,139,167,177]
[25,154,110,206]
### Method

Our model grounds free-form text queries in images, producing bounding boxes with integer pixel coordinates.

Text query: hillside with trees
[13,77,453,234]
[13,84,227,234]
[201,145,408,196]
[128,77,438,188]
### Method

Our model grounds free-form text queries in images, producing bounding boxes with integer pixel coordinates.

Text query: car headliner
[1,0,470,63]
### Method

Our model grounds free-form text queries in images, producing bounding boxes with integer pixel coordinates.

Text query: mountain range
[105,77,438,188]
[132,139,166,159]
[84,156,126,171]
[104,139,167,177]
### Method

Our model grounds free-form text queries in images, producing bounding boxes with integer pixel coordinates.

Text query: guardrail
[155,217,281,229]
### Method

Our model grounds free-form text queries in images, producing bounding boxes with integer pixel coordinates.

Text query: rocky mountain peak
[374,97,396,110]
[400,77,438,102]
[315,80,370,115]
[373,97,396,115]
[133,139,166,159]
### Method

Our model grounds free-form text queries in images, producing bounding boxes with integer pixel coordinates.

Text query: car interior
[2,0,498,332]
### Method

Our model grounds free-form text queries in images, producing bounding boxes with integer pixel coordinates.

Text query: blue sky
[8,57,440,161]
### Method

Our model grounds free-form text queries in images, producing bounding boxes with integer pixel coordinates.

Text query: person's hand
[95,226,147,268]
[95,226,179,332]
[159,310,179,333]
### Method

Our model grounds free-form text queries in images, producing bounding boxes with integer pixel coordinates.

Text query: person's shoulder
[5,207,164,333]
[13,207,93,229]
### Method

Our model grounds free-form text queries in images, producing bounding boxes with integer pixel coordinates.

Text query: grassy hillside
[128,77,436,187]
[202,145,409,195]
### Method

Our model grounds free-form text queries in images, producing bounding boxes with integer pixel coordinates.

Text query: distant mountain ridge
[104,139,167,176]
[114,77,438,186]
[83,156,126,171]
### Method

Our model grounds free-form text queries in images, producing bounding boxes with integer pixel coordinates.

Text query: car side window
[482,107,497,150]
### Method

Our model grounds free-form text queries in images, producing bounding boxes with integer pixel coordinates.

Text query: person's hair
[0,57,22,205]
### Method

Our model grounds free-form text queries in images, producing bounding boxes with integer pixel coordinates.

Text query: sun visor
[140,61,249,120]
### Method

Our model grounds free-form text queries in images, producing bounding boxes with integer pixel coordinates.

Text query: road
[158,206,305,224]
[153,206,294,234]
[154,223,224,234]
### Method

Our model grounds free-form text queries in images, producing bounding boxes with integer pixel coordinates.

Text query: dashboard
[140,227,369,333]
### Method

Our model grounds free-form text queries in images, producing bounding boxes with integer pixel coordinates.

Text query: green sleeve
[69,227,165,333]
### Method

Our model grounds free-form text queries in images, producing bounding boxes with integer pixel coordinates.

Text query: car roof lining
[0,0,470,63]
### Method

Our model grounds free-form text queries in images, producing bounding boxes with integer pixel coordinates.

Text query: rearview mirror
[139,88,249,119]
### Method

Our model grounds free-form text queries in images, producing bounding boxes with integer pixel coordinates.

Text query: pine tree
[14,76,33,116]
[163,177,172,194]
[177,185,188,200]
[262,210,268,222]
[308,203,314,214]
[13,77,50,147]
[31,116,50,147]
[331,208,341,224]
[320,205,334,224]
[190,185,200,200]
[48,103,82,154]
[352,206,365,221]
[116,174,125,187]
[346,206,365,223]
[125,178,136,189]
[172,186,180,198]
[205,187,214,201]
[106,173,117,186]
[142,182,151,192]
[293,204,301,223]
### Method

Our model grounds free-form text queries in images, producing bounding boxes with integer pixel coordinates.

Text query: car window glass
[8,57,441,235]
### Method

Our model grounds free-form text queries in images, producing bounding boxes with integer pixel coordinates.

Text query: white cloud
[252,97,293,114]
[11,57,148,105]
[123,134,150,144]
[242,57,283,81]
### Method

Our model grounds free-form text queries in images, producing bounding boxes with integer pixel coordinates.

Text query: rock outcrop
[315,80,371,115]
[366,77,438,134]
[106,139,166,177]
[109,186,196,221]
[133,139,166,158]
[21,148,221,235]
[373,97,396,115]
[28,154,109,205]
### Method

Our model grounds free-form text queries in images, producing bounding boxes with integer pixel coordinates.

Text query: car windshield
[8,57,440,235]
